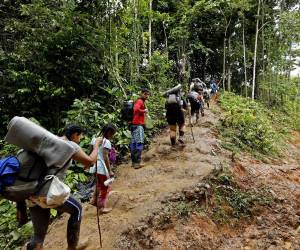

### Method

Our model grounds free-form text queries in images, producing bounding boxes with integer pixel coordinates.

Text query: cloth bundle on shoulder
[5,116,75,168]
[2,117,76,203]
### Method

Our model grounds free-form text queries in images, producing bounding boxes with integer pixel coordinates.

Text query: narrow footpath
[43,104,227,249]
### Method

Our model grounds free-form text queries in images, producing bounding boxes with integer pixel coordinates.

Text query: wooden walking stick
[187,102,195,143]
[95,160,103,248]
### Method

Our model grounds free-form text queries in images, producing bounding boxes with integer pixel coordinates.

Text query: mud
[43,105,224,249]
[43,103,300,250]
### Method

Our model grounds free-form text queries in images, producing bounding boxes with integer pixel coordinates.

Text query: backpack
[1,150,49,202]
[103,138,117,164]
[2,116,75,202]
[121,100,134,122]
[0,156,20,194]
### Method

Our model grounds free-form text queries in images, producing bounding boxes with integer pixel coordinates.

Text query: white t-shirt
[90,137,111,176]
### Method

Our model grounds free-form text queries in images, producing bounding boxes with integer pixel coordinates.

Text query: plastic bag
[145,114,154,129]
[29,175,70,208]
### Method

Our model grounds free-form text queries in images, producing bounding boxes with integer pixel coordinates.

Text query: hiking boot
[67,238,89,250]
[26,242,43,250]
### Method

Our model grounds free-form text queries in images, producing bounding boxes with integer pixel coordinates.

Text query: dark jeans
[130,143,143,164]
[27,196,82,250]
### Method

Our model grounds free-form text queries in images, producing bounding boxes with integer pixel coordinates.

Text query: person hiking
[203,87,211,108]
[210,78,219,100]
[188,86,204,124]
[90,124,117,213]
[165,87,187,146]
[130,87,150,169]
[26,125,102,250]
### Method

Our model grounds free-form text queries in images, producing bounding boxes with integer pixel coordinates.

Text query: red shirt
[132,98,146,125]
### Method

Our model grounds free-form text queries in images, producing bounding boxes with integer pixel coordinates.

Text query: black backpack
[121,100,134,122]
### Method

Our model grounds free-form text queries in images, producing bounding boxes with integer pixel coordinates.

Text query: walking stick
[95,160,103,248]
[187,102,195,143]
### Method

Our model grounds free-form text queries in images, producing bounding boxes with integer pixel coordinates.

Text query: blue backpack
[0,156,20,194]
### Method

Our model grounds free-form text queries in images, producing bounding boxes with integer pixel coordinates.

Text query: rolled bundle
[162,84,182,97]
[5,117,75,168]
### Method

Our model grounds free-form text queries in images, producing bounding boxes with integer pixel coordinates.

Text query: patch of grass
[167,171,274,227]
[174,201,193,217]
[218,92,290,157]
[209,173,274,223]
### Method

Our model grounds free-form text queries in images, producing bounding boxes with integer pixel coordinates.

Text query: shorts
[190,101,201,115]
[166,105,185,125]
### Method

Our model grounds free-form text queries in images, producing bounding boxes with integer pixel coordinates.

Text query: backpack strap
[35,159,72,193]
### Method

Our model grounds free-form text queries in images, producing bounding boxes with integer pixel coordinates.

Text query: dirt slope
[115,128,300,248]
[43,105,226,249]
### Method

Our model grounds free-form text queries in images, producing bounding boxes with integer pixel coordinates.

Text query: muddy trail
[117,126,300,248]
[43,103,300,250]
[43,105,227,250]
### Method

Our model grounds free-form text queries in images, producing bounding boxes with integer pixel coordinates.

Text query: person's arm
[134,99,146,114]
[72,138,101,169]
[103,148,113,177]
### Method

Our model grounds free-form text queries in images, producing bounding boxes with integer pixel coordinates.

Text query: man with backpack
[188,86,204,124]
[130,87,150,169]
[164,85,187,146]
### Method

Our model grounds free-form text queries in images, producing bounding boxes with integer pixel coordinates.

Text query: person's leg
[130,142,138,166]
[96,174,111,211]
[132,126,145,168]
[195,108,200,123]
[169,125,177,146]
[27,206,50,250]
[178,110,186,144]
[135,143,144,163]
[190,103,196,124]
[130,125,136,166]
[200,101,205,116]
[178,124,185,144]
[56,197,84,249]
[16,201,28,226]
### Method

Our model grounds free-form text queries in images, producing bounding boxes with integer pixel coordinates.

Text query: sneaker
[132,163,144,169]
[100,207,113,214]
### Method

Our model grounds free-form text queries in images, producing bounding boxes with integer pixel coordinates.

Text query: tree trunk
[148,0,152,61]
[242,17,248,97]
[227,35,231,92]
[222,36,227,90]
[252,0,261,100]
[261,0,265,83]
[162,21,168,56]
[222,17,231,91]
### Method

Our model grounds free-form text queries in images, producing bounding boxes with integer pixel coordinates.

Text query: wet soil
[43,104,300,250]
[43,105,224,249]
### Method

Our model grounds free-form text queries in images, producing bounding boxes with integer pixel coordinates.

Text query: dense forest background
[1,0,299,138]
[0,0,300,248]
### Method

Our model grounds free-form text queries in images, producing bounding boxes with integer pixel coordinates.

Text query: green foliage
[0,140,19,158]
[219,91,288,156]
[211,173,273,223]
[65,165,89,192]
[174,201,193,217]
[0,200,32,249]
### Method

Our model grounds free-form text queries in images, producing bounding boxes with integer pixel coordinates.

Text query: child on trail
[90,124,117,213]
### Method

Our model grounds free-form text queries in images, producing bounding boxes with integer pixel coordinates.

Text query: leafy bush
[0,200,33,249]
[219,92,286,155]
